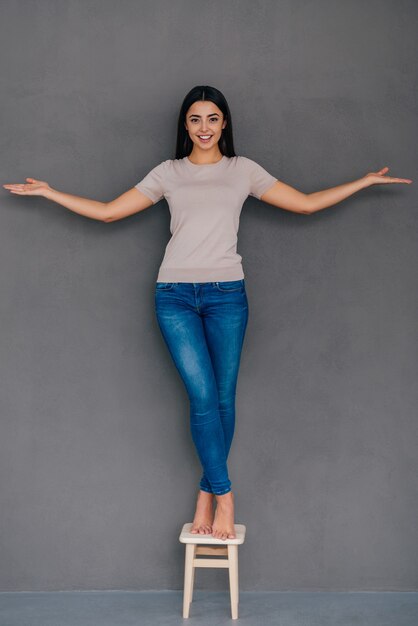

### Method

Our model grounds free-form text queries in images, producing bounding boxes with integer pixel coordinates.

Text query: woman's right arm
[3,177,154,222]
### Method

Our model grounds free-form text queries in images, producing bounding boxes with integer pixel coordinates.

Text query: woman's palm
[3,177,51,196]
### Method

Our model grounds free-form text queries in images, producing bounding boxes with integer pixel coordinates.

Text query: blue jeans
[154,280,249,495]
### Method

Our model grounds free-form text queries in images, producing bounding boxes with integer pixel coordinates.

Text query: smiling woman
[2,84,412,546]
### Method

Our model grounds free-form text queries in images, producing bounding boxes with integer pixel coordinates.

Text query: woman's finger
[4,180,42,188]
[375,177,412,184]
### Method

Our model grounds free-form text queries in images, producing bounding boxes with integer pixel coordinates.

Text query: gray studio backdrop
[1,0,417,592]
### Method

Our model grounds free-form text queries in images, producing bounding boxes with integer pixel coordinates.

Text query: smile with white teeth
[198,135,212,141]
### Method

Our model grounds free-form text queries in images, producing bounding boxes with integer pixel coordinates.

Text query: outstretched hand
[3,178,52,196]
[363,167,412,187]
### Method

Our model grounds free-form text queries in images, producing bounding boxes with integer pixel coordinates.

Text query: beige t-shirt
[135,155,277,282]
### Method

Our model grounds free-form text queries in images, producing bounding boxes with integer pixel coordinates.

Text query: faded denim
[154,280,249,495]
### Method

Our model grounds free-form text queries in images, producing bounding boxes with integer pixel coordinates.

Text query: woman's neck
[187,148,223,165]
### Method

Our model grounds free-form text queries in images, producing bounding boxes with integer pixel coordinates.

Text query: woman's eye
[190,118,219,123]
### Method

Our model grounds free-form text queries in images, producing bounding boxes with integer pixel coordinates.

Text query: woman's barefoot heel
[191,489,215,534]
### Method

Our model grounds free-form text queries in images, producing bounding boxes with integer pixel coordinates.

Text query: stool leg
[228,544,239,619]
[190,554,196,603]
[183,544,195,618]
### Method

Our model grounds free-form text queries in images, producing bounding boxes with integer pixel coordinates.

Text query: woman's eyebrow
[188,113,220,118]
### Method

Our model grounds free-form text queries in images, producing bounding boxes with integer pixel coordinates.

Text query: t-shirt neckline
[184,155,226,168]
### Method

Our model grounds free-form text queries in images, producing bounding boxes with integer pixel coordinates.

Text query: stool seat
[179,522,246,619]
[179,522,246,544]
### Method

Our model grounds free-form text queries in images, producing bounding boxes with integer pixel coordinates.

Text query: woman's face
[184,101,227,152]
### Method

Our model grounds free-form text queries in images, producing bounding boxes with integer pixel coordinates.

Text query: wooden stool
[179,522,246,619]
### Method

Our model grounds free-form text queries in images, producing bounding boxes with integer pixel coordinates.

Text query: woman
[3,85,412,541]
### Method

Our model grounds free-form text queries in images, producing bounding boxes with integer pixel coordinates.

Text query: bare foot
[211,491,236,540]
[190,489,215,534]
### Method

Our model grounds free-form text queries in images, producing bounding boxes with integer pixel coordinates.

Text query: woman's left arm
[261,167,413,215]
[306,167,412,215]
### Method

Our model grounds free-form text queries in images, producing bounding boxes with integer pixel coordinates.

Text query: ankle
[215,491,234,503]
[199,489,214,497]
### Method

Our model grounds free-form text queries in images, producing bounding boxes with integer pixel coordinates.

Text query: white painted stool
[179,522,246,619]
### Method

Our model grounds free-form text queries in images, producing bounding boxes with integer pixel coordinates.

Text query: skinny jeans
[154,280,249,495]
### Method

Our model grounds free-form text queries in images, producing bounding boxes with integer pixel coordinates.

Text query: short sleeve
[241,156,278,200]
[134,160,167,204]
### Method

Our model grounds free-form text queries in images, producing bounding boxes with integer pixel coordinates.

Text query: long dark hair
[175,85,236,159]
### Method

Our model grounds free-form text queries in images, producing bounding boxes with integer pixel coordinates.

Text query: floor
[0,590,417,625]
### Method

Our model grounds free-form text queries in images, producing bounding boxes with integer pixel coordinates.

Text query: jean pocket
[155,282,176,291]
[214,280,244,292]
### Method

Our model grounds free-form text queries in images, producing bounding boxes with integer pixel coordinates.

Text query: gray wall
[1,0,416,592]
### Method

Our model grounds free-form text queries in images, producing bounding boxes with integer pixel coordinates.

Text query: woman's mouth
[197,135,212,143]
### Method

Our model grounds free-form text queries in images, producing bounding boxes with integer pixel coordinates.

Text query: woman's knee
[190,391,219,415]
